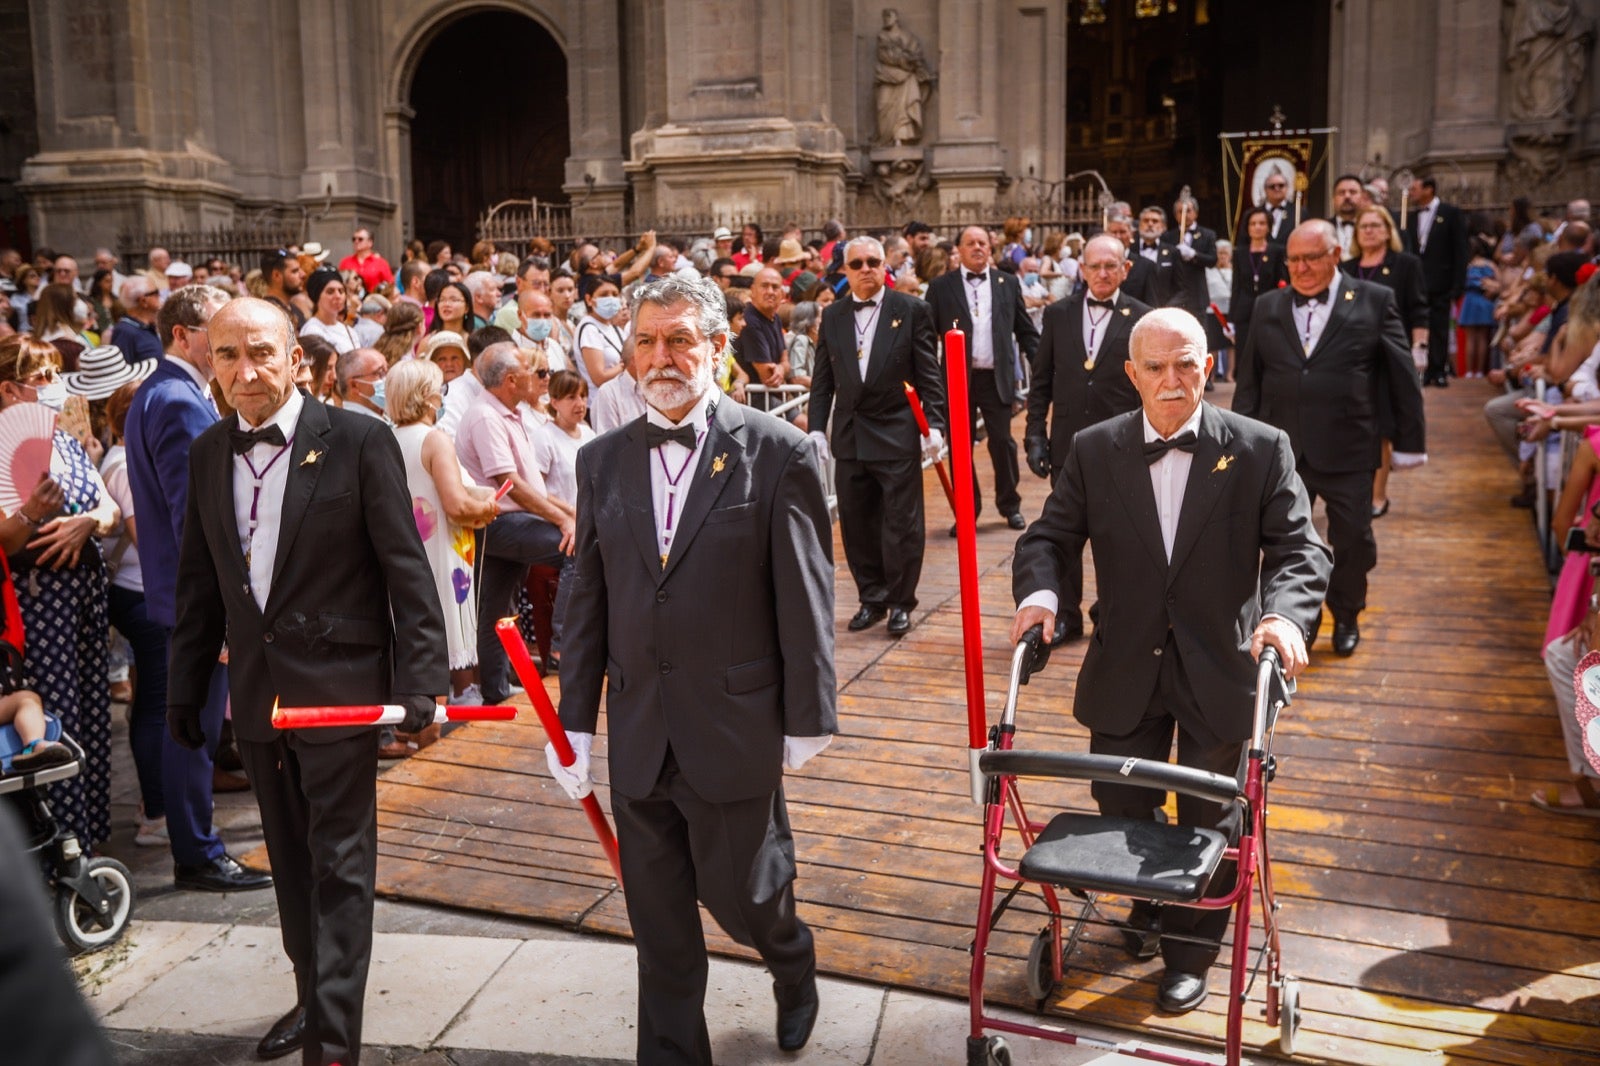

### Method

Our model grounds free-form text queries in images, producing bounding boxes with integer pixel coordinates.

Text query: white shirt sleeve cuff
[1017,590,1059,617]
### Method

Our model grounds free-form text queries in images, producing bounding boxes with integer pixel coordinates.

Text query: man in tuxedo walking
[167,297,448,1065]
[1024,233,1152,642]
[1012,307,1329,1015]
[809,236,943,637]
[924,226,1039,532]
[553,275,836,1063]
[1403,175,1469,386]
[1234,221,1426,657]
[1107,215,1161,307]
[1161,195,1219,321]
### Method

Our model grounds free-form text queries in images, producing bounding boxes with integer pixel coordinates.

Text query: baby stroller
[965,628,1301,1065]
[0,544,133,956]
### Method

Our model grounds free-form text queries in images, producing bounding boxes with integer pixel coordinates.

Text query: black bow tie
[1143,430,1198,465]
[1086,298,1116,309]
[1143,241,1160,250]
[646,422,699,450]
[230,423,286,454]
[1291,289,1328,307]
[964,271,985,284]
[852,300,879,312]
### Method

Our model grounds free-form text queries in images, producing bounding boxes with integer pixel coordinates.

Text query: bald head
[209,297,300,425]
[1080,234,1130,300]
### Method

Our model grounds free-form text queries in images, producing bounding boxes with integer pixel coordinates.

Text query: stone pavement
[78,707,1194,1065]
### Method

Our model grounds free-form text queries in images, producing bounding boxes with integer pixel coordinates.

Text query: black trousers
[1298,464,1377,621]
[1089,633,1243,974]
[476,513,566,703]
[835,454,925,611]
[237,730,379,1066]
[967,368,1021,518]
[613,752,815,1066]
[1048,464,1084,631]
[1424,292,1452,381]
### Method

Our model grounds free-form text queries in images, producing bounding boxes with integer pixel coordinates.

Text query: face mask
[1022,272,1040,287]
[523,318,553,343]
[33,381,67,411]
[595,296,623,320]
[432,393,446,421]
[74,300,92,324]
[368,379,387,411]
[1022,228,1033,246]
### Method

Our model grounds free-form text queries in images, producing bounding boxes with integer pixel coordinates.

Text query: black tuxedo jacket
[1130,243,1177,307]
[558,400,836,804]
[1230,244,1287,331]
[1233,277,1426,473]
[1159,225,1219,314]
[1014,405,1328,743]
[169,394,449,744]
[924,267,1040,406]
[1026,289,1151,469]
[1403,199,1469,297]
[1121,254,1162,307]
[809,287,942,462]
[1340,251,1428,332]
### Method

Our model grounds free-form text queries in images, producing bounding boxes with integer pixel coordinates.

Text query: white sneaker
[135,814,168,847]
[454,684,483,706]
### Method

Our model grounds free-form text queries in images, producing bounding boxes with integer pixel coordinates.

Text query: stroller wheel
[54,856,134,955]
[1024,925,1059,1002]
[1279,975,1302,1055]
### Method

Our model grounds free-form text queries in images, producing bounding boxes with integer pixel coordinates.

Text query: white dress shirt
[434,369,484,439]
[1332,219,1356,258]
[233,388,306,611]
[646,390,714,565]
[1293,270,1342,357]
[1416,199,1438,252]
[1143,404,1204,562]
[1081,290,1122,367]
[1139,240,1161,263]
[851,294,884,378]
[963,270,995,370]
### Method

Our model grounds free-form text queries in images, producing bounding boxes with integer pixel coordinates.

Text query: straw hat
[772,239,808,266]
[63,345,157,400]
[419,330,470,364]
[712,226,733,242]
[300,242,331,263]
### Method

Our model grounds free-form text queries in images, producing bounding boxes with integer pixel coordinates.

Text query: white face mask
[33,380,67,411]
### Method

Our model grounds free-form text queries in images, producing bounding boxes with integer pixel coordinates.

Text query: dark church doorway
[1066,0,1330,234]
[408,10,569,251]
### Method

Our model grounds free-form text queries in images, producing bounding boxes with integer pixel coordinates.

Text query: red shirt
[338,252,394,293]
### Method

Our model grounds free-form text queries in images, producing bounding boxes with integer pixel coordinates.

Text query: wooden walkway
[371,385,1600,1065]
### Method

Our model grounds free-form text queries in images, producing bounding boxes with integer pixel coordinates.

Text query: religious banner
[1219,114,1337,238]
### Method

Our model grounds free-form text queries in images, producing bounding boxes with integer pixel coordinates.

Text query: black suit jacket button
[656,589,668,603]
[659,661,671,675]
[263,632,275,644]
[1166,594,1176,605]
[1153,646,1163,656]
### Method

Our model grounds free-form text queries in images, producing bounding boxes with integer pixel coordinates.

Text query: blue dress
[15,431,111,849]
[1458,263,1497,327]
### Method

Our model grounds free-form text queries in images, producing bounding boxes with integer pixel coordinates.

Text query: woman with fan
[0,335,121,852]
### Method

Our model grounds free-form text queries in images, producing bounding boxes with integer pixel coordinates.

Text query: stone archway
[392,4,570,252]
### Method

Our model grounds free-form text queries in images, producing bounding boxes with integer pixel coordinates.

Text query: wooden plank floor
[371,384,1600,1064]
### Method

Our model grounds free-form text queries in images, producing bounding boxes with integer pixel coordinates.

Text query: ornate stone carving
[873,9,935,147]
[871,147,930,214]
[1506,0,1593,123]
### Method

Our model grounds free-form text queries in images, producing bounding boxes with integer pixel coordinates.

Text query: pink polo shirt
[456,391,547,514]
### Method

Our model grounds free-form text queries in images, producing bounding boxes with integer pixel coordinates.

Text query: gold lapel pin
[1213,455,1235,473]
[891,318,901,328]
[711,453,727,477]
[1344,290,1354,301]
[1119,307,1130,316]
[996,276,1005,285]
[301,449,322,467]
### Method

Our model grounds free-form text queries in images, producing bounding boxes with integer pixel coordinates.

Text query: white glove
[808,430,832,465]
[921,427,944,464]
[784,734,832,771]
[1177,243,1196,261]
[1391,451,1428,470]
[1410,343,1429,370]
[545,732,594,799]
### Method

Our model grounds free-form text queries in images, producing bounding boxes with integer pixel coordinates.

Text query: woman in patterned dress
[0,335,120,849]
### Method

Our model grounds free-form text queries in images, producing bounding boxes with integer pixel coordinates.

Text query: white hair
[1129,307,1208,362]
[629,274,729,341]
[463,271,500,300]
[843,235,885,260]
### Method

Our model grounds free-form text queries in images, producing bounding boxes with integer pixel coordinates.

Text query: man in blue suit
[124,285,272,894]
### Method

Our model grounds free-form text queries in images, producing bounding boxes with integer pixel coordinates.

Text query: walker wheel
[986,1036,1013,1066]
[1279,975,1302,1056]
[1024,925,1058,1002]
[54,856,134,955]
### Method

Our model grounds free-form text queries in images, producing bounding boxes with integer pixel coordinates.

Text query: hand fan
[0,402,58,517]
[1572,649,1600,773]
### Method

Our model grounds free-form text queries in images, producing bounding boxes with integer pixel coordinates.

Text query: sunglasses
[534,368,550,379]
[847,258,883,270]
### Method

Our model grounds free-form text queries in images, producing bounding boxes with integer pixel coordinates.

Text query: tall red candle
[943,330,988,754]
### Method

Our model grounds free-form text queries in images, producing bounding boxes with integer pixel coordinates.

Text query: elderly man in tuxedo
[168,297,448,1065]
[551,275,836,1063]
[809,235,943,637]
[1012,307,1330,1015]
[1234,220,1427,656]
[1023,233,1152,643]
[1402,175,1468,387]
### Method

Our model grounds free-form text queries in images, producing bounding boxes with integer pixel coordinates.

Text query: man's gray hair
[157,282,231,348]
[463,270,500,300]
[335,347,384,397]
[628,274,729,341]
[1129,307,1208,362]
[476,341,525,388]
[843,235,885,260]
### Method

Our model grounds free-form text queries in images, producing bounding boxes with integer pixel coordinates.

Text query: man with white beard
[552,275,837,1062]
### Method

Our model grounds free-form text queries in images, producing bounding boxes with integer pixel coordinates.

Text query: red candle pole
[495,617,623,885]
[271,702,517,729]
[902,381,957,513]
[943,330,989,803]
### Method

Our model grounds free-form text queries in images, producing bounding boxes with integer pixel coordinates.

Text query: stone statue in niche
[1506,0,1594,123]
[874,8,935,146]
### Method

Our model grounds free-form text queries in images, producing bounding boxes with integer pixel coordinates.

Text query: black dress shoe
[175,854,273,893]
[1118,901,1161,960]
[1051,620,1083,647]
[847,605,887,631]
[886,609,911,637]
[1005,512,1026,531]
[255,1005,305,1060]
[1332,618,1360,656]
[1370,499,1390,519]
[1157,969,1208,1014]
[774,969,820,1051]
[948,522,960,538]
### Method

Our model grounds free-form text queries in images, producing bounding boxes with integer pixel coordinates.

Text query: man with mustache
[553,275,837,1062]
[1013,307,1329,1016]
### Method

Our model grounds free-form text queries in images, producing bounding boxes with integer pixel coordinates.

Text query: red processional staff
[903,381,957,513]
[942,331,989,803]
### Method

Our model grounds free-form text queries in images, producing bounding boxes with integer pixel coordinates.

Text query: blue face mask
[1022,272,1040,287]
[432,393,446,421]
[368,378,387,412]
[595,296,623,320]
[523,318,553,342]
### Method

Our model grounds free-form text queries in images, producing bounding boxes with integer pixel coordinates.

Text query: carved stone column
[928,0,1007,210]
[564,0,630,231]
